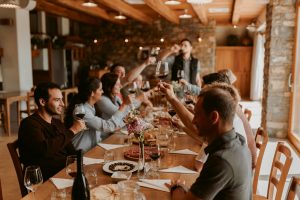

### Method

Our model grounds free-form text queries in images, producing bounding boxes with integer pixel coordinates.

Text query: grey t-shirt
[190,129,252,200]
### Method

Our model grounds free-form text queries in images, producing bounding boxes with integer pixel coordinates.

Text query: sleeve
[190,84,201,96]
[95,97,119,119]
[196,60,201,73]
[190,155,233,200]
[18,118,74,157]
[84,106,129,133]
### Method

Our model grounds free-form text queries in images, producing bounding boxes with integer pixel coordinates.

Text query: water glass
[66,155,77,178]
[156,132,170,154]
[24,165,43,198]
[117,180,140,200]
[104,150,114,164]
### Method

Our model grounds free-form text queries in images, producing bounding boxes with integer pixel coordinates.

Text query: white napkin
[98,143,125,150]
[169,149,198,155]
[177,131,186,135]
[50,178,74,189]
[120,129,129,135]
[83,157,104,165]
[159,165,198,174]
[138,179,171,192]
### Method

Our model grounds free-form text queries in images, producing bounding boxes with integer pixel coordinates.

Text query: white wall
[0,8,33,91]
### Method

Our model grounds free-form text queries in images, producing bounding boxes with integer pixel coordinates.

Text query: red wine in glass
[168,109,176,117]
[141,88,150,92]
[185,99,193,105]
[75,113,85,119]
[128,88,136,94]
[158,74,168,79]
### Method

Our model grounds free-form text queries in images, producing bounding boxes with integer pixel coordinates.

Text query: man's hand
[144,56,156,65]
[70,119,86,134]
[170,44,181,54]
[158,82,177,101]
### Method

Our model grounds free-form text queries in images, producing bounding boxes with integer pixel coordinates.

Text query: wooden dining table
[21,130,202,200]
[0,91,28,136]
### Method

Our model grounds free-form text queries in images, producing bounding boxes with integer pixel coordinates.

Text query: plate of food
[103,160,138,174]
[124,146,161,162]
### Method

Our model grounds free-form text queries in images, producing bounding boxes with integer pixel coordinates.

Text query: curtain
[250,33,265,100]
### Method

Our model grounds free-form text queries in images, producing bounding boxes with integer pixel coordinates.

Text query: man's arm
[121,56,156,87]
[158,44,180,62]
[195,61,201,87]
[159,82,202,144]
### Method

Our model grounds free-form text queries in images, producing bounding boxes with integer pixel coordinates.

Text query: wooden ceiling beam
[36,1,100,25]
[48,0,124,25]
[232,0,243,25]
[96,0,153,24]
[144,0,179,24]
[190,4,208,25]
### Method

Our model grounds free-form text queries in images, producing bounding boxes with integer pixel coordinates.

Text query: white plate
[102,160,138,174]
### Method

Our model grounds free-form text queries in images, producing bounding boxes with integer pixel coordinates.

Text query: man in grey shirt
[160,84,252,200]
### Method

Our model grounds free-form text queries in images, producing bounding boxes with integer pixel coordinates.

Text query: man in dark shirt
[18,82,85,180]
[161,85,252,200]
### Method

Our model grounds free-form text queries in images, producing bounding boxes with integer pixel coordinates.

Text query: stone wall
[79,18,216,78]
[262,0,296,138]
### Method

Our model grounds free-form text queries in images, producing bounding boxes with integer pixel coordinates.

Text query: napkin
[120,129,129,135]
[177,131,186,135]
[98,143,126,150]
[159,165,198,174]
[169,149,198,155]
[50,178,74,189]
[138,179,171,192]
[83,157,104,165]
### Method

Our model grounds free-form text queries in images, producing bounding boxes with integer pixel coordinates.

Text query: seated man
[18,82,85,180]
[162,86,252,200]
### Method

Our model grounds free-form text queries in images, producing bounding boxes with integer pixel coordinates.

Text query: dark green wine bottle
[71,150,90,200]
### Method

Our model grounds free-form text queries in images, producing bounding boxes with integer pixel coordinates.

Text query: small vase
[137,141,145,179]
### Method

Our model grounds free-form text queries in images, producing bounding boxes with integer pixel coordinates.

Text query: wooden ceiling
[36,0,267,27]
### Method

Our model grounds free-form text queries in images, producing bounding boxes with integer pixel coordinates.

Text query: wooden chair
[244,108,252,121]
[253,142,293,200]
[286,176,300,200]
[0,177,3,200]
[7,140,28,197]
[20,90,37,119]
[253,127,269,194]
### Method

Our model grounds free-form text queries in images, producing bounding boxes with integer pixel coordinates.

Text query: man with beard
[18,82,85,180]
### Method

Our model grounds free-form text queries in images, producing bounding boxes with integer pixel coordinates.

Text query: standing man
[160,85,252,200]
[18,82,85,180]
[159,38,201,86]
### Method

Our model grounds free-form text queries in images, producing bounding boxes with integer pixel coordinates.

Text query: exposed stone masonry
[80,18,216,78]
[262,0,296,138]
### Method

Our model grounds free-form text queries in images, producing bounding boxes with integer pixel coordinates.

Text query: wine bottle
[71,150,90,200]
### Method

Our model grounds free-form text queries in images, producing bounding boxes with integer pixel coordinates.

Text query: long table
[21,131,201,200]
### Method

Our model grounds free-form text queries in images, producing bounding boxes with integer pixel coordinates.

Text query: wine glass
[73,104,85,120]
[24,165,43,199]
[66,155,77,178]
[149,143,161,178]
[141,81,150,92]
[177,70,185,80]
[155,61,169,80]
[128,81,138,95]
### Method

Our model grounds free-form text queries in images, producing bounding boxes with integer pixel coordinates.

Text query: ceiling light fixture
[179,9,192,19]
[165,0,181,5]
[187,0,213,4]
[82,0,97,7]
[114,12,127,20]
[0,0,20,8]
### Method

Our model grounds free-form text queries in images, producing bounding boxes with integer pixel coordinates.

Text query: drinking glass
[73,104,85,120]
[155,62,169,80]
[24,165,43,199]
[148,144,160,178]
[141,81,150,92]
[66,155,77,178]
[104,150,115,164]
[177,70,185,80]
[156,132,170,155]
[118,180,140,200]
[128,81,138,95]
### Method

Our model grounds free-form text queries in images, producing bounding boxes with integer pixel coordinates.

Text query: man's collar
[204,129,236,155]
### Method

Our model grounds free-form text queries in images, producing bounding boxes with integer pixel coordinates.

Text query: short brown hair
[198,87,237,124]
[203,82,241,102]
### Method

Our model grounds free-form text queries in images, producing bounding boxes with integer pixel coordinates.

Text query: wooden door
[216,46,253,99]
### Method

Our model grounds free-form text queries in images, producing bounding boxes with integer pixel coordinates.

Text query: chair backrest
[286,176,300,200]
[253,127,269,194]
[7,140,28,197]
[267,142,293,200]
[26,90,37,116]
[244,108,252,121]
[0,177,3,200]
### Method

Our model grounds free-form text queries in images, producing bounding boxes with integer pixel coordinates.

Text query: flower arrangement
[125,110,148,142]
